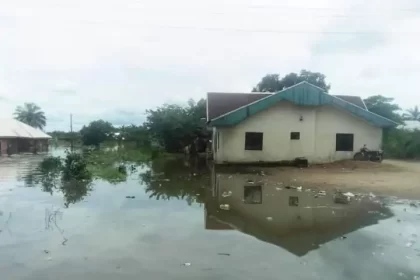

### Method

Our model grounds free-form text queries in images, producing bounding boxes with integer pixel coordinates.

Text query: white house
[207,82,397,164]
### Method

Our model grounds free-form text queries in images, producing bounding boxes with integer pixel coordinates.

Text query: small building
[207,82,397,164]
[0,119,51,155]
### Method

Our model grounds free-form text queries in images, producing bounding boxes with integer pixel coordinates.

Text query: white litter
[369,192,376,198]
[183,263,191,266]
[275,187,282,191]
[406,242,414,248]
[219,204,230,211]
[266,217,273,221]
[297,186,302,192]
[221,191,232,198]
[343,192,355,198]
[318,191,326,196]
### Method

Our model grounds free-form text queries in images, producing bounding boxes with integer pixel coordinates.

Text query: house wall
[214,101,382,164]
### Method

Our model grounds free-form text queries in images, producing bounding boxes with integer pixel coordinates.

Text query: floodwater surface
[0,149,419,280]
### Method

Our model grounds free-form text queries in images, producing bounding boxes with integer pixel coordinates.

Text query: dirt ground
[263,160,420,199]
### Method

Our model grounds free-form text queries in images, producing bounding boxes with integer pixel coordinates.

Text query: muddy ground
[260,160,420,199]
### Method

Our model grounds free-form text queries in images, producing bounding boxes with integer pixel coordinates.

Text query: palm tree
[403,105,420,121]
[14,103,46,130]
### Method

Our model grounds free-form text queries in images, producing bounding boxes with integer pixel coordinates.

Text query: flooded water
[1,148,419,280]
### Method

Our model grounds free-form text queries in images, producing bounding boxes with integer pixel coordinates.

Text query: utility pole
[70,114,73,152]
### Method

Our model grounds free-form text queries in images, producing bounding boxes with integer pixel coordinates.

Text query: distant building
[0,119,51,155]
[207,82,397,164]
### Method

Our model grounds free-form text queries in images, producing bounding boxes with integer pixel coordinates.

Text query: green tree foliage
[144,98,207,152]
[80,120,114,147]
[252,70,331,92]
[14,102,46,129]
[117,125,151,148]
[363,95,402,123]
[383,129,420,159]
[403,105,420,121]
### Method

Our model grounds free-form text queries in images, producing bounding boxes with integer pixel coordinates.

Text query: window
[245,132,263,150]
[244,185,262,204]
[336,134,354,151]
[290,132,300,140]
[289,196,299,207]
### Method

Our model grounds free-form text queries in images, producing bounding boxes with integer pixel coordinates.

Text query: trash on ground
[182,262,191,266]
[343,192,355,198]
[318,191,327,196]
[222,191,233,198]
[334,193,350,204]
[297,186,302,192]
[266,217,273,221]
[275,187,282,191]
[218,253,231,256]
[219,204,230,211]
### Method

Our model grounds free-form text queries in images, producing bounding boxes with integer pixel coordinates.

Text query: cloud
[1,0,420,130]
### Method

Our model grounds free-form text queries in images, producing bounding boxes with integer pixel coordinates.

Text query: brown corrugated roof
[207,92,367,120]
[334,95,367,110]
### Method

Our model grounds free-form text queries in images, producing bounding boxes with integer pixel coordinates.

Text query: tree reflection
[139,157,210,205]
[24,153,93,208]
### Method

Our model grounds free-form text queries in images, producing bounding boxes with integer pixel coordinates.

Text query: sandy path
[263,160,420,199]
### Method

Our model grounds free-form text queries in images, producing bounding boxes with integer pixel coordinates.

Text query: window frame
[336,133,354,152]
[244,132,263,151]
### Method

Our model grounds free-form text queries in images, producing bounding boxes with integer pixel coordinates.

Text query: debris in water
[228,175,233,179]
[297,186,302,192]
[340,236,347,240]
[275,187,282,191]
[266,217,273,221]
[218,253,231,256]
[182,263,191,266]
[305,189,311,192]
[410,202,418,208]
[125,196,135,199]
[369,192,376,198]
[318,191,326,196]
[219,204,230,211]
[193,173,197,176]
[285,186,292,189]
[293,179,297,181]
[43,250,50,254]
[221,191,233,198]
[406,242,414,248]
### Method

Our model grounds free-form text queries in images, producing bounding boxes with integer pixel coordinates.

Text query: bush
[383,128,420,159]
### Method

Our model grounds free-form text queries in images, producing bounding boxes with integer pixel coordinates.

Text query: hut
[0,119,51,155]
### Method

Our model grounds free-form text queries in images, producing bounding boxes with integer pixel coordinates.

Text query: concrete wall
[213,102,382,164]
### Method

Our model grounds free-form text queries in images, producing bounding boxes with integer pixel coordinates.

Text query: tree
[80,120,114,147]
[363,95,402,123]
[403,105,420,121]
[14,102,46,129]
[144,98,207,153]
[252,70,331,92]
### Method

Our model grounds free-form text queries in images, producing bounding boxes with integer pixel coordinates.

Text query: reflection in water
[23,153,93,208]
[205,166,394,256]
[140,157,209,205]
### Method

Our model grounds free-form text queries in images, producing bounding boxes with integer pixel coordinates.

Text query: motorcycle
[353,147,383,162]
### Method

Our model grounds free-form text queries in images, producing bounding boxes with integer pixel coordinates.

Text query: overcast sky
[1,0,420,131]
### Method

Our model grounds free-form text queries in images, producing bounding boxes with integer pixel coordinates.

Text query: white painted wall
[213,101,382,164]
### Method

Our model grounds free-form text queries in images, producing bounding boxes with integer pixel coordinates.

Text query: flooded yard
[0,148,419,280]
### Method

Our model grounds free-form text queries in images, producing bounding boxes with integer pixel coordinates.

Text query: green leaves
[363,95,402,123]
[80,120,114,147]
[252,70,330,92]
[14,102,46,130]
